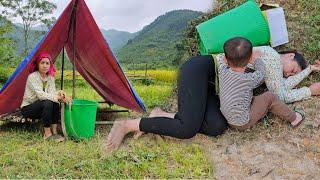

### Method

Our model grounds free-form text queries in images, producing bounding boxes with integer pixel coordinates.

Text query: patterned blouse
[253,46,312,103]
[21,71,59,107]
[214,46,312,103]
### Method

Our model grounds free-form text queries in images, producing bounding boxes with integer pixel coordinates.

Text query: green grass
[0,123,212,178]
[0,70,213,178]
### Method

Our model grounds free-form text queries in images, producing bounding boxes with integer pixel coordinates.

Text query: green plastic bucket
[64,99,98,140]
[196,1,270,54]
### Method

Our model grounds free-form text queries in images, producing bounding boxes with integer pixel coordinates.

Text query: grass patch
[0,123,212,178]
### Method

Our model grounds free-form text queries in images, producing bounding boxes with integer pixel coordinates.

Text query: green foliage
[0,67,10,84]
[0,0,57,56]
[117,10,203,67]
[0,16,16,67]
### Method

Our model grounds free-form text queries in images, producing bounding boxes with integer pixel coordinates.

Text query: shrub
[0,67,10,84]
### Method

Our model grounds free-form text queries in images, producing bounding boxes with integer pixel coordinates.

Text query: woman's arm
[264,61,311,103]
[284,66,312,89]
[27,75,59,103]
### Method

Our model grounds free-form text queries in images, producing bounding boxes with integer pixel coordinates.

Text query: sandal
[45,134,65,142]
[292,107,306,127]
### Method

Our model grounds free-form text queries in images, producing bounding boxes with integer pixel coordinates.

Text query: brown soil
[193,97,320,179]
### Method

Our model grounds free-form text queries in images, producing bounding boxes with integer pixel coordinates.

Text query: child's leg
[232,92,296,131]
[259,92,296,122]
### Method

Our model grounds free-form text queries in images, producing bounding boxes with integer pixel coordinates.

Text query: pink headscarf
[29,52,56,76]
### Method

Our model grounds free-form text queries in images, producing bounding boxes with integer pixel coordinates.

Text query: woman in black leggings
[106,55,228,151]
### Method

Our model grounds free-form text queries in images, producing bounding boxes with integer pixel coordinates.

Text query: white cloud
[51,0,213,32]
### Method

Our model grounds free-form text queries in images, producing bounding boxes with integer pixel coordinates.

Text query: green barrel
[197,1,270,54]
[64,99,98,140]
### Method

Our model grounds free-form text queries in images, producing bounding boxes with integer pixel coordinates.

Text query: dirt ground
[176,97,320,179]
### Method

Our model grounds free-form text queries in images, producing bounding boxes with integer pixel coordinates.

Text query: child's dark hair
[223,37,253,67]
[278,50,308,70]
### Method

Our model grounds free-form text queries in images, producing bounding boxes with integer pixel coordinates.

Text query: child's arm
[215,54,228,71]
[248,59,265,88]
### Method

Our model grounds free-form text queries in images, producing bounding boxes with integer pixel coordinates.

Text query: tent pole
[72,0,79,99]
[60,47,65,90]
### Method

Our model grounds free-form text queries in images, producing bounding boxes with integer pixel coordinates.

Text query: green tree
[0,0,57,56]
[0,15,15,67]
[41,16,56,31]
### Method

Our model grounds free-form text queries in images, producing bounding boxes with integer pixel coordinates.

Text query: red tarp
[0,0,145,115]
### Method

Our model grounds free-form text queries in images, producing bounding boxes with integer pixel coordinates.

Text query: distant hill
[10,24,136,56]
[101,29,137,53]
[116,10,203,64]
[9,24,46,56]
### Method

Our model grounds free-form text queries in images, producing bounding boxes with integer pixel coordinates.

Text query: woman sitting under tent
[105,46,320,152]
[21,52,72,142]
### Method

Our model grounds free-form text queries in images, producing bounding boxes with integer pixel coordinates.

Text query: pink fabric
[29,52,57,76]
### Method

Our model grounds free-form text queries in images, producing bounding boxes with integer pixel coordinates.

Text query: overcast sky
[51,0,213,33]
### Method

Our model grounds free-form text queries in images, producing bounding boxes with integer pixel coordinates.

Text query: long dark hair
[278,50,307,70]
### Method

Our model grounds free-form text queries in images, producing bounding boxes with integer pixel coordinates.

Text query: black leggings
[21,100,60,128]
[140,55,228,139]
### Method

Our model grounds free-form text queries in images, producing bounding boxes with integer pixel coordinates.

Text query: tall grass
[126,70,178,83]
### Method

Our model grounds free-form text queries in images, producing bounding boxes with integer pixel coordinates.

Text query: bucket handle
[68,103,81,139]
[61,103,68,139]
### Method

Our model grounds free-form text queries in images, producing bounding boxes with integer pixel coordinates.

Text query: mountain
[116,10,203,64]
[10,23,136,56]
[10,24,46,56]
[101,29,137,53]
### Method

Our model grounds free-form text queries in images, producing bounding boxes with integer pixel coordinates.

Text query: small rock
[266,133,272,139]
[226,144,238,155]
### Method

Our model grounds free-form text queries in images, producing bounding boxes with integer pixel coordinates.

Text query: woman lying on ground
[237,46,320,103]
[21,52,72,142]
[106,46,320,152]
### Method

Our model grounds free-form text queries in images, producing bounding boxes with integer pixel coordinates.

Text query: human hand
[249,50,262,64]
[310,64,320,72]
[63,96,73,105]
[57,90,66,98]
[57,93,64,102]
[314,59,320,65]
[310,82,320,96]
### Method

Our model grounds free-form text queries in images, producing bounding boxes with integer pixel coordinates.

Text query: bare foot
[149,107,175,118]
[105,120,130,153]
[291,112,303,126]
[105,118,140,153]
[133,107,175,139]
[133,131,144,139]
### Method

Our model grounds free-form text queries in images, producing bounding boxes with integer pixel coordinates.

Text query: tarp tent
[0,0,146,115]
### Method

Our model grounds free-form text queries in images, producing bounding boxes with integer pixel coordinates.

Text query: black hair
[223,37,252,67]
[279,50,307,70]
